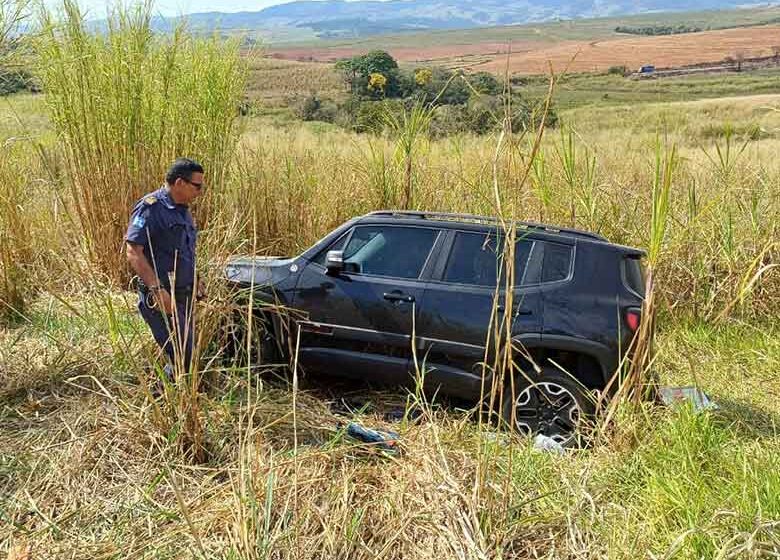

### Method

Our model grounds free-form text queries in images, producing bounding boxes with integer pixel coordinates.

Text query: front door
[293,224,442,384]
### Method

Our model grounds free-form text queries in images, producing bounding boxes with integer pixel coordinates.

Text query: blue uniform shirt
[125,186,198,291]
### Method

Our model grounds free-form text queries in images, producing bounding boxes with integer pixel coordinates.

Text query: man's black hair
[165,158,204,185]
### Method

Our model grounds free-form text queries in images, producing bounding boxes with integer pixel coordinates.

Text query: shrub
[411,67,470,105]
[0,67,32,95]
[293,92,322,121]
[469,71,503,95]
[353,99,403,134]
[608,65,628,75]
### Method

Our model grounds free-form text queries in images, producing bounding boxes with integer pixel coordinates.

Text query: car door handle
[497,304,533,316]
[383,292,415,303]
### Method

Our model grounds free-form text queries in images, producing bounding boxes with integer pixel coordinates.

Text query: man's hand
[155,288,173,315]
[197,279,207,301]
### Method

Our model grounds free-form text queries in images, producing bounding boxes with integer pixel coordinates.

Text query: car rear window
[541,242,573,283]
[623,256,646,297]
[443,232,534,287]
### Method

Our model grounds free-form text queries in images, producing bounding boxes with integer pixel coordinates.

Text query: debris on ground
[482,431,511,446]
[344,422,400,455]
[658,385,719,412]
[532,434,566,455]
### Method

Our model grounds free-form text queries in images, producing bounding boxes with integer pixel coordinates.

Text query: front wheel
[501,367,594,447]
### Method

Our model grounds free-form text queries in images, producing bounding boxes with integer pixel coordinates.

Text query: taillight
[625,307,641,332]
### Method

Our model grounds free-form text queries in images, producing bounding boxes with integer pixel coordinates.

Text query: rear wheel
[502,367,594,446]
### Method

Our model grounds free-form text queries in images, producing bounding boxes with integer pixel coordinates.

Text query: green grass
[0,93,50,140]
[519,68,780,110]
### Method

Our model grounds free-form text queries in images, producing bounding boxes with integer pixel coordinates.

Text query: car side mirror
[325,250,344,275]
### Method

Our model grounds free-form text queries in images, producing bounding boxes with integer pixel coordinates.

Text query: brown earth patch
[268,40,546,64]
[270,26,780,75]
[478,26,780,74]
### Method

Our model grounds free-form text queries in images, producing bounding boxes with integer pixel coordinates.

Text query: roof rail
[365,210,608,241]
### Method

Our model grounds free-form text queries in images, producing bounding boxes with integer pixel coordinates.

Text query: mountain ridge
[174,0,773,39]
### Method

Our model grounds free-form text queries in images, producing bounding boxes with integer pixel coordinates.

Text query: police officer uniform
[125,185,198,371]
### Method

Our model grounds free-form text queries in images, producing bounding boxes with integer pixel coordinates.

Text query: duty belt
[138,282,193,301]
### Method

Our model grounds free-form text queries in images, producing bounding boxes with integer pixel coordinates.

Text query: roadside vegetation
[1,1,778,558]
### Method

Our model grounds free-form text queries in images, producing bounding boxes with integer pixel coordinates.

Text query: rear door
[415,229,544,399]
[292,224,443,383]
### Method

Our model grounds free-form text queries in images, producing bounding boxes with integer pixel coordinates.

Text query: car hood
[224,256,296,286]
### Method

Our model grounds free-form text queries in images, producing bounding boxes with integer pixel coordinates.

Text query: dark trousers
[138,291,194,372]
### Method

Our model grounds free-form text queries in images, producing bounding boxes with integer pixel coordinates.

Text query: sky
[64,0,296,18]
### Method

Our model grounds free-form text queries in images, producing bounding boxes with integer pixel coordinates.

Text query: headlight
[224,263,274,285]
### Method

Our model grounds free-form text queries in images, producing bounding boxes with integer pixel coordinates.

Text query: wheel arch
[511,334,616,390]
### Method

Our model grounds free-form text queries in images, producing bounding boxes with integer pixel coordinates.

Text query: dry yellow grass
[246,55,345,106]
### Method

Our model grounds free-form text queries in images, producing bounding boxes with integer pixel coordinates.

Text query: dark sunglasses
[184,178,204,190]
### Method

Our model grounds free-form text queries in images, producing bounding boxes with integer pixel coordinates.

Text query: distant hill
[172,0,775,39]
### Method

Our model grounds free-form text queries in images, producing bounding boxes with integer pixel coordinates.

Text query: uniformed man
[125,158,205,379]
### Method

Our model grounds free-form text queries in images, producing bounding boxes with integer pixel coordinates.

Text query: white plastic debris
[533,433,566,455]
[658,386,719,413]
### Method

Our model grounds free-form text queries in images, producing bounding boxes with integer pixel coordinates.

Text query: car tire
[220,310,282,367]
[501,366,594,447]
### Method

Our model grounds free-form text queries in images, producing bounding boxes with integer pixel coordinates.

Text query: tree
[367,72,387,97]
[469,71,502,95]
[335,50,400,97]
[414,68,432,86]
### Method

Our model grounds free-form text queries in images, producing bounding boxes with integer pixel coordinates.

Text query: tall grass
[0,144,32,322]
[384,101,436,209]
[33,0,246,284]
[0,0,26,60]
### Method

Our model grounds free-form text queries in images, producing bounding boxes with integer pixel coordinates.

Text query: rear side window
[541,242,573,283]
[342,225,438,279]
[443,232,534,287]
[623,256,646,297]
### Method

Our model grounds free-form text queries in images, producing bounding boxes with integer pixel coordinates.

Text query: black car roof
[360,210,610,242]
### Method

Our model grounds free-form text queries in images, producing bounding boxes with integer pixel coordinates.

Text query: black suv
[224,211,646,443]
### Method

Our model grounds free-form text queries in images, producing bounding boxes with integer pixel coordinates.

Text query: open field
[271,25,780,75]
[266,5,780,76]
[2,5,780,558]
[268,5,780,50]
[244,56,780,114]
[245,56,344,105]
[479,26,780,74]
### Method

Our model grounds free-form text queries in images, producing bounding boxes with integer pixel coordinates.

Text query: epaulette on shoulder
[143,196,158,206]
